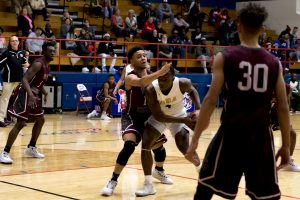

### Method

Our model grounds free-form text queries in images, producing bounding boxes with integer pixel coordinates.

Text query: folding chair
[76,84,93,115]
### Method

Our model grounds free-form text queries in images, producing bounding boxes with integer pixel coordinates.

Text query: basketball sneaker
[0,151,13,164]
[87,110,98,119]
[24,146,45,158]
[102,180,117,196]
[82,67,89,73]
[94,67,101,73]
[135,182,156,197]
[100,113,111,120]
[283,159,300,172]
[152,168,173,184]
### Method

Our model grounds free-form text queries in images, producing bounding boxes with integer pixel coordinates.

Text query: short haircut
[169,66,175,76]
[42,41,56,52]
[108,74,114,78]
[127,46,144,61]
[238,3,268,33]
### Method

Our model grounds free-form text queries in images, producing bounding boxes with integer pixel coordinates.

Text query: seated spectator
[148,29,161,57]
[30,0,49,21]
[186,0,206,29]
[290,26,298,49]
[159,34,178,72]
[173,13,189,37]
[289,73,300,112]
[16,29,26,49]
[168,29,184,59]
[90,0,103,17]
[155,21,166,39]
[61,11,73,25]
[215,8,229,29]
[137,3,150,29]
[158,0,174,24]
[148,3,160,25]
[12,0,32,17]
[42,22,55,39]
[111,9,125,37]
[0,27,7,53]
[83,19,95,38]
[96,33,117,73]
[60,18,72,39]
[17,7,34,36]
[101,0,112,18]
[65,26,77,50]
[141,17,156,41]
[87,74,118,120]
[208,6,220,26]
[26,27,44,62]
[278,25,291,40]
[263,36,273,52]
[125,9,138,40]
[75,30,97,73]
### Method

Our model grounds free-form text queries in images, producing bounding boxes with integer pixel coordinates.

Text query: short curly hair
[127,46,144,61]
[238,3,268,33]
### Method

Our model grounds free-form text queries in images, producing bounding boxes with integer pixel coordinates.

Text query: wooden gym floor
[0,108,299,200]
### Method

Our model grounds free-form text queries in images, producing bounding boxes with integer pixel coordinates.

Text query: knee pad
[152,146,166,162]
[116,141,136,166]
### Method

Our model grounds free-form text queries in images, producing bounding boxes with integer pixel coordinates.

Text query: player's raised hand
[159,62,172,76]
[275,146,290,170]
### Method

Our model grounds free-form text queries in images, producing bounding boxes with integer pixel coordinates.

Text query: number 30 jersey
[221,45,280,128]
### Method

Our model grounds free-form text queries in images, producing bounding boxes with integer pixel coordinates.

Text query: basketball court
[0,109,299,200]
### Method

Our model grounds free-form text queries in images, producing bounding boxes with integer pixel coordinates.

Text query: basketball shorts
[8,86,44,121]
[147,113,188,137]
[196,124,280,200]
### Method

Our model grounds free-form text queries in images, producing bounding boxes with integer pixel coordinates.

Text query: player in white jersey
[135,67,201,196]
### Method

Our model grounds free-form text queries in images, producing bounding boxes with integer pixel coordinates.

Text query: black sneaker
[0,121,7,127]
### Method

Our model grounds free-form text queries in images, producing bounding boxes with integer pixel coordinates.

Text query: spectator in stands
[30,0,49,21]
[60,18,72,39]
[125,9,138,40]
[101,0,113,18]
[158,0,174,24]
[65,26,77,50]
[42,22,55,39]
[290,26,298,49]
[258,25,267,46]
[173,13,189,37]
[83,19,95,38]
[0,27,6,53]
[141,17,156,41]
[148,29,161,58]
[263,36,273,52]
[208,6,220,26]
[61,11,73,25]
[17,7,34,37]
[12,0,32,17]
[155,21,166,39]
[137,3,150,29]
[168,29,184,60]
[96,33,117,73]
[26,27,44,62]
[87,74,118,120]
[216,8,229,29]
[289,73,300,113]
[76,30,97,73]
[149,3,161,25]
[111,9,125,37]
[158,34,173,68]
[186,0,206,29]
[90,0,103,17]
[278,25,291,40]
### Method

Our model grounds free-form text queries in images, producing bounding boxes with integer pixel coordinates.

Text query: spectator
[141,17,156,41]
[0,27,6,53]
[26,27,44,62]
[30,0,49,21]
[125,9,138,40]
[168,29,184,60]
[278,25,291,40]
[83,18,95,38]
[111,9,125,37]
[186,0,206,29]
[61,11,73,25]
[65,26,77,50]
[137,3,150,29]
[157,0,174,24]
[289,73,300,113]
[87,74,118,120]
[290,26,298,49]
[155,21,166,39]
[173,13,189,37]
[16,29,26,49]
[60,18,72,39]
[90,0,103,17]
[208,6,220,26]
[12,0,32,17]
[96,33,117,73]
[148,29,161,57]
[101,0,112,18]
[158,34,173,68]
[42,22,55,39]
[17,7,35,37]
[148,3,161,25]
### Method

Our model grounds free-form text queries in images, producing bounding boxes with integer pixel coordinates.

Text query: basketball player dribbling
[186,3,291,200]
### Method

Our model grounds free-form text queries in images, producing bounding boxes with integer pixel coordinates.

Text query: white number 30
[238,61,268,92]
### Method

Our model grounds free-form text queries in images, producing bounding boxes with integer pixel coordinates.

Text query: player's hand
[184,116,196,130]
[185,140,199,164]
[28,94,38,109]
[275,146,290,170]
[113,97,118,104]
[159,62,172,76]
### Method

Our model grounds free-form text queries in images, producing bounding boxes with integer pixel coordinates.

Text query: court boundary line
[0,180,80,200]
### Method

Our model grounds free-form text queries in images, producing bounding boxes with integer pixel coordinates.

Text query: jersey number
[238,61,268,92]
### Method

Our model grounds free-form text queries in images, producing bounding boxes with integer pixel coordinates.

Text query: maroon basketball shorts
[8,86,44,121]
[196,124,280,200]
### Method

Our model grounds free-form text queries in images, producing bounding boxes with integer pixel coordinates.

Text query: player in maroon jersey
[0,41,56,164]
[186,3,290,200]
[101,46,171,196]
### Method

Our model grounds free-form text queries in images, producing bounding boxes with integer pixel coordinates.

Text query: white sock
[145,175,152,184]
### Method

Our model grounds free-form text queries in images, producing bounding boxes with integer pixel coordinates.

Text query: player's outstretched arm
[125,62,171,89]
[185,52,224,162]
[274,63,291,169]
[113,68,126,95]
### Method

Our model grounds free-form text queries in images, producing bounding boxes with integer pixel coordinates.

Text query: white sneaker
[102,66,107,72]
[102,180,117,196]
[109,67,116,73]
[94,67,101,73]
[87,110,98,119]
[82,67,89,73]
[135,182,156,197]
[283,159,300,172]
[0,151,13,164]
[24,146,45,158]
[152,168,173,184]
[100,113,111,120]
